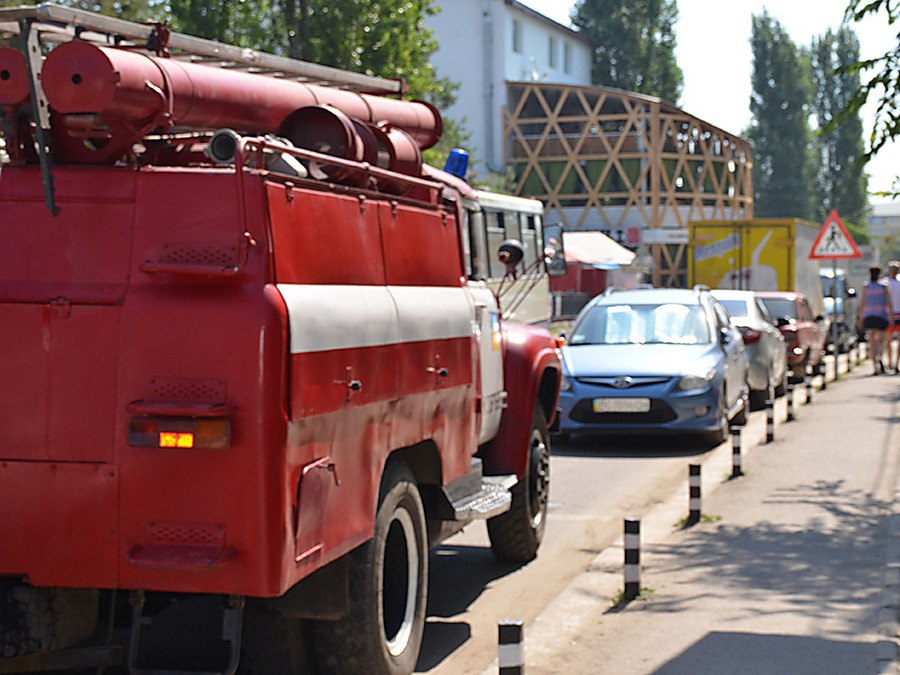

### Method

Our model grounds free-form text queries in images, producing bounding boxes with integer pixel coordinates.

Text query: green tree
[811,27,868,224]
[841,0,900,197]
[0,0,465,169]
[571,0,683,102]
[164,0,463,167]
[747,11,816,220]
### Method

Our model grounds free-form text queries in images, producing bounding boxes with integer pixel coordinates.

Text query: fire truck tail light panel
[128,417,231,449]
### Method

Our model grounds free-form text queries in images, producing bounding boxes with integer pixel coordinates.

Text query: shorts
[863,315,889,331]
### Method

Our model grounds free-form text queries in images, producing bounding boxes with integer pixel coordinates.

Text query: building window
[512,19,522,53]
[548,35,557,68]
[564,41,572,74]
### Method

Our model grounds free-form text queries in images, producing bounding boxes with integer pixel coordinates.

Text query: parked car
[757,291,827,380]
[712,289,787,408]
[819,267,858,353]
[556,286,749,443]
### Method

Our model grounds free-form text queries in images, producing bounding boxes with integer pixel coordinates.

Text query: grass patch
[610,587,656,608]
[673,513,722,528]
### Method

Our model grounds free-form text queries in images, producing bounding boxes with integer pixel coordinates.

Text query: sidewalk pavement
[483,354,900,674]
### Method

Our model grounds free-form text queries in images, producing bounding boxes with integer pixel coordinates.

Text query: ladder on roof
[0,2,405,95]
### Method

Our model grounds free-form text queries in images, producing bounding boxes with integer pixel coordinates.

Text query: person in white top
[885,260,900,373]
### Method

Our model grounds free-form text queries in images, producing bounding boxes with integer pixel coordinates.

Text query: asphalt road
[418,350,881,674]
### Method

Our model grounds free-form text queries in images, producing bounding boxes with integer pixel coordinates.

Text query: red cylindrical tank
[0,47,30,105]
[40,41,442,152]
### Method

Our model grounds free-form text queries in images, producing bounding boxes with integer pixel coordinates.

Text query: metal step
[450,475,516,521]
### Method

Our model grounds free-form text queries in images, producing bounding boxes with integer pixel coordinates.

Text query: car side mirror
[775,317,790,328]
[719,327,732,345]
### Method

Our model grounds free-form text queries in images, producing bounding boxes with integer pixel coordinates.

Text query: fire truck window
[468,209,488,280]
[504,210,521,243]
[521,214,537,270]
[487,210,506,279]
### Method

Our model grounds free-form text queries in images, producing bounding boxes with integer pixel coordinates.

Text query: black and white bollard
[624,518,641,600]
[730,425,742,478]
[688,464,701,525]
[765,394,775,443]
[805,370,814,404]
[819,359,827,390]
[786,383,795,421]
[498,620,524,675]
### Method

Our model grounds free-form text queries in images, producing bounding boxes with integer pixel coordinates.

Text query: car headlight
[559,376,572,392]
[677,369,715,392]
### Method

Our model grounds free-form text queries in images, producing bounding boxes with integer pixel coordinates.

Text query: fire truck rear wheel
[0,583,98,658]
[487,404,550,562]
[313,462,428,675]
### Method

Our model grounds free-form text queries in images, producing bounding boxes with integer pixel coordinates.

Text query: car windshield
[720,299,748,318]
[569,302,711,345]
[760,297,796,320]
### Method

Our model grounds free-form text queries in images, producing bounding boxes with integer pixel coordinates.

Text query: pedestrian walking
[858,264,893,374]
[884,260,900,373]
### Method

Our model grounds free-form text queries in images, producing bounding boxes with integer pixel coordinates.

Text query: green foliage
[571,0,683,103]
[840,0,900,198]
[747,11,816,220]
[811,27,869,224]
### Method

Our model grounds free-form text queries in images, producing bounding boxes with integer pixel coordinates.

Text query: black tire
[706,389,729,444]
[313,462,428,675]
[731,385,749,426]
[0,583,97,659]
[487,405,550,563]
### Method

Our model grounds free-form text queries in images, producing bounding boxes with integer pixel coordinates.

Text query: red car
[758,292,827,380]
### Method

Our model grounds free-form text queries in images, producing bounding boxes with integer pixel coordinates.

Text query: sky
[518,0,898,206]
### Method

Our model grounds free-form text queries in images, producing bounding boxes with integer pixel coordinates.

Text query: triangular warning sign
[810,210,862,259]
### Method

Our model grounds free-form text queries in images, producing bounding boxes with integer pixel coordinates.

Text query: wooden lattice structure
[505,82,754,287]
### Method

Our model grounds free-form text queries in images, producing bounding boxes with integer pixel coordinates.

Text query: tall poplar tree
[747,11,816,220]
[811,27,868,223]
[571,0,683,102]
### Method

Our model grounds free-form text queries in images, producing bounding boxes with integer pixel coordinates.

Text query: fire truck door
[471,291,505,445]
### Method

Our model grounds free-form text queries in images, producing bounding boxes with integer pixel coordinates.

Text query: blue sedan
[556,287,749,443]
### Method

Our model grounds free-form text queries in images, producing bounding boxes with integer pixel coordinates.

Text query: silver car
[712,289,787,407]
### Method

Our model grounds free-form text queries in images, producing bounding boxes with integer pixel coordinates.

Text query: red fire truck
[0,5,561,674]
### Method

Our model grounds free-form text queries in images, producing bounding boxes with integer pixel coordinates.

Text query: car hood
[561,343,720,378]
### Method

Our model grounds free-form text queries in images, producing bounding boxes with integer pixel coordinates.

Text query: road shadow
[651,631,874,674]
[551,432,715,459]
[641,479,887,627]
[416,544,525,670]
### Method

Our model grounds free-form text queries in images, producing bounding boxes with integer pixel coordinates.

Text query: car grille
[570,398,677,424]
[574,376,673,388]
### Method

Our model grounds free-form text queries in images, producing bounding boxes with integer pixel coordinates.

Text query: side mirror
[543,224,567,277]
[775,317,790,328]
[848,288,857,297]
[719,327,732,345]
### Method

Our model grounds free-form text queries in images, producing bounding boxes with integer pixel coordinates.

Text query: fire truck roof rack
[0,3,405,96]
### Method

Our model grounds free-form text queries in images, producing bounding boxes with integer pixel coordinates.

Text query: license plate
[593,398,651,413]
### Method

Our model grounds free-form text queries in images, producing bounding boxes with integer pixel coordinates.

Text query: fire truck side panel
[270,182,480,582]
[266,183,387,286]
[378,201,464,287]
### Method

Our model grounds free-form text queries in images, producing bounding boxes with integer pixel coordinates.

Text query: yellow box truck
[687,219,824,315]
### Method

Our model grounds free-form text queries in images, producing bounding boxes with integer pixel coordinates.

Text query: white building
[426,0,593,174]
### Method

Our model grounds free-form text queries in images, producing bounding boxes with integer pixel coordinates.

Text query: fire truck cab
[0,6,561,675]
